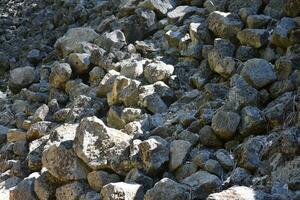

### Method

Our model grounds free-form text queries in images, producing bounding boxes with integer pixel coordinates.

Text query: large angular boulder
[96,30,126,51]
[228,0,262,13]
[239,106,266,136]
[68,53,91,74]
[49,62,72,89]
[144,178,190,200]
[10,172,39,200]
[169,140,191,171]
[56,181,87,200]
[237,29,269,48]
[138,0,175,17]
[101,182,144,200]
[9,66,35,93]
[87,170,120,192]
[167,6,200,23]
[144,61,174,84]
[271,17,297,48]
[34,171,60,200]
[74,116,132,171]
[54,27,99,57]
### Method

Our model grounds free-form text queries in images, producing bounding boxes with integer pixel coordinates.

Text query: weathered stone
[7,129,27,143]
[144,178,189,200]
[138,0,175,17]
[264,0,285,19]
[237,29,269,48]
[101,182,144,200]
[9,66,35,93]
[125,169,154,191]
[181,170,221,199]
[56,181,87,200]
[204,159,224,177]
[144,61,174,83]
[241,58,277,89]
[271,17,297,48]
[120,59,145,79]
[89,66,106,87]
[199,126,222,147]
[204,0,228,12]
[97,70,120,97]
[215,149,234,171]
[211,110,240,140]
[239,106,266,136]
[26,121,51,141]
[34,171,60,200]
[96,30,126,51]
[0,177,21,199]
[174,162,198,181]
[275,57,293,80]
[10,172,39,200]
[207,11,243,41]
[284,0,300,17]
[230,167,251,185]
[228,0,262,14]
[247,14,273,29]
[32,104,49,122]
[87,170,120,192]
[169,140,191,171]
[49,62,72,89]
[74,116,132,171]
[54,27,99,57]
[167,6,200,23]
[138,136,169,174]
[68,53,90,74]
[13,140,28,156]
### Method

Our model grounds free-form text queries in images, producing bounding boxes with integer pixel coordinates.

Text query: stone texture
[87,170,120,192]
[169,140,191,171]
[9,66,35,93]
[101,182,144,200]
[237,29,269,48]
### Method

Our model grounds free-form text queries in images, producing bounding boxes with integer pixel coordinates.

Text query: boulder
[49,62,72,89]
[239,106,266,136]
[96,30,126,51]
[215,149,234,171]
[169,140,191,171]
[167,6,200,23]
[10,172,39,200]
[97,70,120,97]
[101,182,144,200]
[87,171,120,192]
[144,61,174,83]
[228,0,262,13]
[32,104,49,122]
[199,126,222,148]
[204,159,224,177]
[138,0,175,17]
[68,53,91,74]
[271,17,297,48]
[34,171,60,200]
[237,29,269,48]
[56,181,87,200]
[9,66,35,93]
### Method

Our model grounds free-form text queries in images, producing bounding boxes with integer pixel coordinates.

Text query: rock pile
[0,0,300,199]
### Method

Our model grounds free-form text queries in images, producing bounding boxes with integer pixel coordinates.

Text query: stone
[56,181,87,200]
[120,59,145,79]
[211,110,240,140]
[101,182,144,200]
[204,159,224,177]
[181,170,222,199]
[87,170,120,192]
[96,30,126,51]
[207,186,271,200]
[204,0,228,12]
[237,29,269,48]
[207,11,243,41]
[54,27,99,57]
[34,171,60,200]
[241,58,277,89]
[192,150,212,168]
[167,6,200,23]
[230,167,251,185]
[169,140,191,171]
[144,61,174,83]
[9,66,35,93]
[42,142,89,181]
[13,141,28,156]
[264,0,285,19]
[97,70,120,97]
[271,17,297,48]
[138,0,175,17]
[107,106,127,129]
[275,57,293,80]
[284,0,300,17]
[80,191,101,200]
[239,106,266,136]
[89,66,106,87]
[215,149,234,171]
[7,129,27,143]
[27,49,43,64]
[10,172,39,200]
[0,177,21,199]
[175,162,198,181]
[32,104,49,122]
[74,116,132,171]
[177,130,199,146]
[144,178,189,200]
[68,53,90,74]
[49,62,72,89]
[228,0,262,13]
[26,121,51,141]
[199,125,222,148]
[125,169,154,191]
[246,15,273,29]
[138,136,169,174]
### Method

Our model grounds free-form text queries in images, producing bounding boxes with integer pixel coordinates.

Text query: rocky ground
[0,0,300,199]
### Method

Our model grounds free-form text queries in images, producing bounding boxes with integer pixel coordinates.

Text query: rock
[89,66,106,87]
[228,0,262,14]
[230,167,251,185]
[211,110,240,140]
[264,0,285,19]
[169,140,192,171]
[80,191,101,200]
[125,169,154,191]
[138,136,169,174]
[167,6,200,23]
[271,17,297,48]
[10,172,39,200]
[9,66,35,93]
[138,0,175,17]
[144,61,174,83]
[68,53,90,74]
[144,178,189,200]
[13,141,28,156]
[101,182,144,200]
[215,149,234,171]
[237,29,269,48]
[56,181,87,200]
[0,177,21,199]
[174,162,198,181]
[192,150,212,168]
[239,106,266,136]
[207,186,271,200]
[275,57,293,80]
[96,30,126,51]
[107,106,127,129]
[120,59,145,79]
[87,170,120,192]
[32,104,49,122]
[246,14,273,29]
[241,58,277,89]
[207,11,243,41]
[42,142,89,182]
[54,27,99,57]
[204,0,228,12]
[34,171,60,200]
[97,70,120,97]
[27,49,43,64]
[74,116,132,171]
[284,0,300,17]
[26,121,52,141]
[204,159,224,177]
[7,129,27,143]
[49,62,72,89]
[107,76,141,107]
[199,126,222,147]
[181,170,222,199]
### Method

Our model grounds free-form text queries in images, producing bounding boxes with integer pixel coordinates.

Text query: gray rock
[120,59,145,79]
[230,167,251,185]
[207,11,243,41]
[10,172,39,200]
[26,121,52,141]
[264,0,285,19]
[144,178,190,200]
[27,49,43,64]
[138,136,169,174]
[199,126,222,148]
[89,66,106,87]
[68,53,91,74]
[237,29,269,48]
[0,176,22,199]
[246,14,273,29]
[211,110,240,140]
[241,58,277,89]
[49,62,72,89]
[239,106,266,136]
[13,140,28,156]
[97,70,120,97]
[192,150,212,168]
[125,168,154,191]
[144,61,174,83]
[215,149,234,171]
[175,162,198,181]
[204,159,224,177]
[275,57,293,80]
[228,0,262,13]
[284,0,300,17]
[271,17,297,48]
[204,0,228,12]
[9,66,35,93]
[96,30,126,51]
[80,191,101,200]
[167,6,200,23]
[87,170,120,192]
[54,27,99,57]
[169,140,192,171]
[101,182,144,200]
[74,116,132,171]
[181,170,221,199]
[56,181,87,200]
[32,104,49,122]
[34,171,60,200]
[138,0,175,17]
